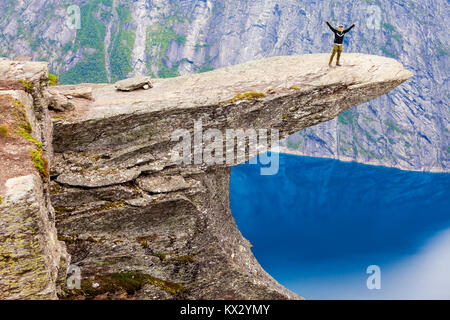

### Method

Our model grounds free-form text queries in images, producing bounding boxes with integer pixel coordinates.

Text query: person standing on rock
[326,20,357,67]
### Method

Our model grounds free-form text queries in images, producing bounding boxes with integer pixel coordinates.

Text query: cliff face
[45,53,411,299]
[0,54,411,299]
[0,59,69,299]
[0,0,447,171]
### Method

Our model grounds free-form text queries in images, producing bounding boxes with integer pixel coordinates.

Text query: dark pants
[329,44,343,65]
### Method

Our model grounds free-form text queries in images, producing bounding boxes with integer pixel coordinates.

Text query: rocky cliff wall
[0,0,447,172]
[0,54,412,299]
[0,59,68,299]
[47,53,411,299]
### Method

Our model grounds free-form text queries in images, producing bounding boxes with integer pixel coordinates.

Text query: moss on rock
[30,149,49,180]
[228,92,266,103]
[137,238,149,249]
[48,73,59,86]
[63,272,184,299]
[154,253,167,261]
[18,79,33,93]
[0,124,10,137]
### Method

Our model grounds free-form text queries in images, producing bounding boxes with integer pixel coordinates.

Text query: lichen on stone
[63,272,184,299]
[228,92,266,103]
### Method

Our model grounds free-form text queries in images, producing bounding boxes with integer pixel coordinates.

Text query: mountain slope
[0,0,448,171]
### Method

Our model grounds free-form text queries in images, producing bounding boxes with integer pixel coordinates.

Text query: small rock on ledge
[114,75,153,91]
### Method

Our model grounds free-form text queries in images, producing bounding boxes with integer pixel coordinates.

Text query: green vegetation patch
[11,99,49,180]
[378,22,403,58]
[17,123,42,150]
[338,110,359,125]
[228,92,267,103]
[52,115,66,120]
[64,272,183,298]
[96,201,125,211]
[109,7,135,82]
[154,253,167,261]
[0,124,9,137]
[48,73,59,86]
[137,238,149,249]
[384,120,405,134]
[434,39,449,57]
[13,100,42,149]
[158,62,180,79]
[380,46,396,58]
[287,139,302,149]
[383,23,396,32]
[30,149,49,180]
[71,201,125,216]
[146,22,186,78]
[19,79,33,93]
[174,255,195,263]
[60,0,108,84]
[54,207,74,215]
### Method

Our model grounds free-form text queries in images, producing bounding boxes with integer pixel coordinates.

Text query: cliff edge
[0,59,69,299]
[0,54,412,299]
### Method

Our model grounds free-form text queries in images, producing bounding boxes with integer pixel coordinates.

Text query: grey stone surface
[48,54,411,300]
[137,175,190,193]
[48,85,94,101]
[1,0,445,171]
[114,76,153,91]
[56,169,141,188]
[0,59,69,300]
[51,54,412,171]
[0,175,68,299]
[0,54,411,300]
[46,91,74,112]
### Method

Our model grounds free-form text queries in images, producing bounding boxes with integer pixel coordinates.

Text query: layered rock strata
[1,54,412,299]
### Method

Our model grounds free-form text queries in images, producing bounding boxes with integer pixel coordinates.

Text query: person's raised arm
[326,20,337,33]
[344,22,357,33]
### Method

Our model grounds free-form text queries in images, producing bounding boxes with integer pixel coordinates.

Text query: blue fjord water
[230,153,450,299]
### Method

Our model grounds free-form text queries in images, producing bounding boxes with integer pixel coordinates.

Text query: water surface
[230,153,450,299]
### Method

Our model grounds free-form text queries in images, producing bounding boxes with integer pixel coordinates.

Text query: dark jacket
[326,22,355,45]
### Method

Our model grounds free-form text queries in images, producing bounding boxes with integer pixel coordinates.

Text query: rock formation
[0,0,445,171]
[0,54,412,299]
[0,58,69,299]
[114,76,153,91]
